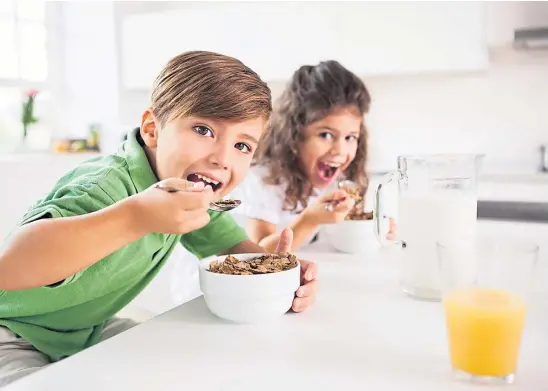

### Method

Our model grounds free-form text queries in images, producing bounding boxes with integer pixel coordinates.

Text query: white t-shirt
[229,165,336,247]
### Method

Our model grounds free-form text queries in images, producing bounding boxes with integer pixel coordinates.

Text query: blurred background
[2,0,548,229]
[1,1,548,316]
[0,1,547,170]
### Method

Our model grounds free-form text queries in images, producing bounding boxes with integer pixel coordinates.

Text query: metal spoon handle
[324,198,346,212]
[155,183,241,212]
[338,179,358,189]
[156,184,185,193]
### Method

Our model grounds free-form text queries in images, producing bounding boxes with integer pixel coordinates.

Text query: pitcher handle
[373,171,401,247]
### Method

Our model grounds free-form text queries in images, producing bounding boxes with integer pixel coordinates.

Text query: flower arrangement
[21,88,39,139]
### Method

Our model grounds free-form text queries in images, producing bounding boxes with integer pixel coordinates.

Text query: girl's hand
[303,189,356,225]
[386,217,397,240]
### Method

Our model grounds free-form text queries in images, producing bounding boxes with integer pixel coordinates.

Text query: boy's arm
[0,195,146,291]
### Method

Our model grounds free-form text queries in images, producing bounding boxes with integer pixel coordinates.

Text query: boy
[0,51,318,387]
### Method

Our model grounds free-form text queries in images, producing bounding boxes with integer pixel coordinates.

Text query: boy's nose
[209,145,230,170]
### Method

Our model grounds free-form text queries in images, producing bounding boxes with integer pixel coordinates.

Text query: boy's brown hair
[150,51,272,125]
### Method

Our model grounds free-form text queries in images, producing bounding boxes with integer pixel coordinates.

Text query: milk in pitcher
[397,190,477,300]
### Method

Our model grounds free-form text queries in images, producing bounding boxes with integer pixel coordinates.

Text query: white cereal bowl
[322,219,379,254]
[199,253,301,324]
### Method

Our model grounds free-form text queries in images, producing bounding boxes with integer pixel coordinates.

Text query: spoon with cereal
[324,180,360,212]
[155,184,242,212]
[208,198,242,212]
[338,179,358,190]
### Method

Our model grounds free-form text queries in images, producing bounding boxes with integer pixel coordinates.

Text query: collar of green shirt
[119,127,159,193]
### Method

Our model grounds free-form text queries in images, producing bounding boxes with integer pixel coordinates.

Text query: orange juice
[444,287,527,376]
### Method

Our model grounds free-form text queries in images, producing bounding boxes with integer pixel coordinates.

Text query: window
[0,0,49,149]
[0,0,48,82]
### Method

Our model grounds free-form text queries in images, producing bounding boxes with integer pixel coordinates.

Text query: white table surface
[5,221,548,391]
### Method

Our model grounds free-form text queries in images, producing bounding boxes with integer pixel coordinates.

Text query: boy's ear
[140,108,159,148]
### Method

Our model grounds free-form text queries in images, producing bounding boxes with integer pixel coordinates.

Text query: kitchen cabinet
[486,1,548,47]
[120,2,340,88]
[120,2,488,88]
[337,2,487,77]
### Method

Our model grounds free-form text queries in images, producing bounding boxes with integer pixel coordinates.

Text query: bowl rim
[199,253,300,277]
[323,219,374,231]
[339,219,373,223]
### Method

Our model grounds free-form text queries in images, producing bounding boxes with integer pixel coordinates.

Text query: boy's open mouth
[317,161,341,182]
[187,173,223,191]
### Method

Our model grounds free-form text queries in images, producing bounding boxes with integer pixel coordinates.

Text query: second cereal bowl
[199,253,301,324]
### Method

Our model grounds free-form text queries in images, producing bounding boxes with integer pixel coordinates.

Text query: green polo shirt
[0,128,247,361]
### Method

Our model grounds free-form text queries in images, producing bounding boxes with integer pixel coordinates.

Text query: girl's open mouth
[316,161,341,182]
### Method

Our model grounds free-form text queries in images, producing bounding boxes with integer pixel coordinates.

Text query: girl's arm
[247,214,318,253]
[246,189,353,252]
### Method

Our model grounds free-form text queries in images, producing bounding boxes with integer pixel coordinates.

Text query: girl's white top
[229,165,336,243]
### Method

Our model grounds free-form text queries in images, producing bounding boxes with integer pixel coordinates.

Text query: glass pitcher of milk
[373,154,484,301]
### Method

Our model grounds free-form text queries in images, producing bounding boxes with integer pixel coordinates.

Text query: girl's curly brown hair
[253,60,371,212]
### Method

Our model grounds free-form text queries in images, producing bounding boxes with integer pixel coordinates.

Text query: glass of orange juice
[436,236,539,385]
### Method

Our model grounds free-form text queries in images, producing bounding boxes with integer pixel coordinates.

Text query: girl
[231,60,371,252]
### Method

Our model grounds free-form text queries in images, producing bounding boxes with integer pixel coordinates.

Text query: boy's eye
[194,125,213,137]
[319,132,334,140]
[235,142,252,153]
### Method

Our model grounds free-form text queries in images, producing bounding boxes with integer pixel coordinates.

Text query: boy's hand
[276,228,318,313]
[130,178,216,235]
[303,189,355,225]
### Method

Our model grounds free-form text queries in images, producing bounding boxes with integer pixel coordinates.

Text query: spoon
[324,180,360,212]
[155,184,242,212]
[209,199,242,212]
[338,179,358,190]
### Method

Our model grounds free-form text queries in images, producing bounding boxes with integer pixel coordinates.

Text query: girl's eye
[319,132,334,140]
[194,125,213,137]
[346,135,358,142]
[235,142,252,153]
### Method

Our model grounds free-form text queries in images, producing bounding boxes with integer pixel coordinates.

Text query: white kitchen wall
[113,1,190,137]
[58,1,122,153]
[54,1,548,176]
[115,50,548,176]
[108,2,548,175]
[319,51,548,174]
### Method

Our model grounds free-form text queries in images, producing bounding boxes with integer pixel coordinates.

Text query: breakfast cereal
[209,253,298,275]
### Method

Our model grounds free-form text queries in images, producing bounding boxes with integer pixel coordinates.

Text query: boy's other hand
[129,178,216,235]
[276,228,318,313]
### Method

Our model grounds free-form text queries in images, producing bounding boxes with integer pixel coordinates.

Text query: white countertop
[5,222,548,391]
